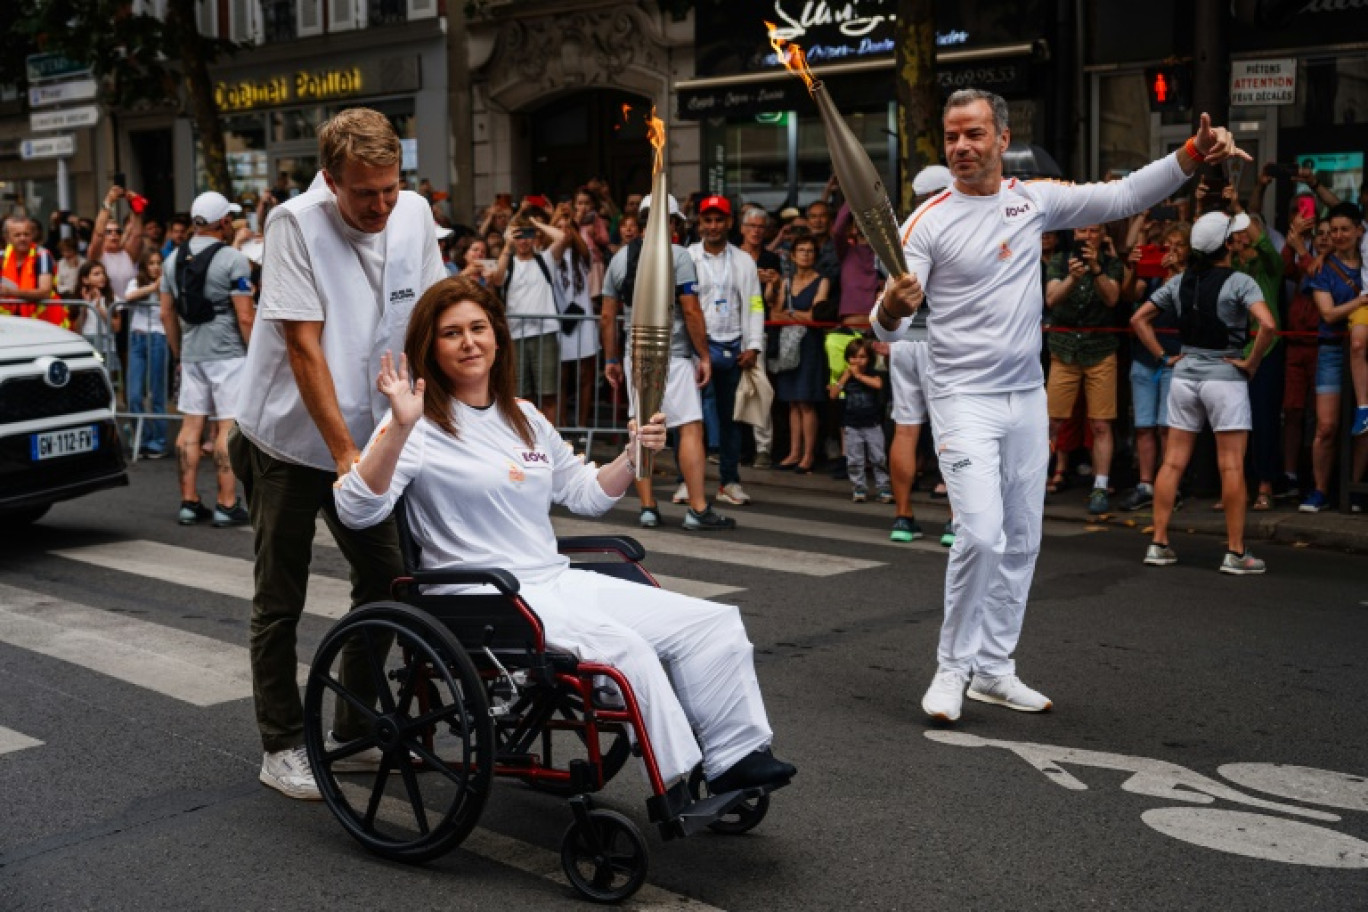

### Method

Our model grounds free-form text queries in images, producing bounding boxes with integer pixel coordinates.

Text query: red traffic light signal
[1145,66,1190,112]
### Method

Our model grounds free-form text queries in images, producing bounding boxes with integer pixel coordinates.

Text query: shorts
[1349,306,1368,328]
[1167,377,1251,433]
[624,354,703,429]
[178,357,245,420]
[1315,344,1344,396]
[1129,359,1173,428]
[1283,345,1318,410]
[889,339,929,426]
[514,332,562,398]
[1046,353,1118,420]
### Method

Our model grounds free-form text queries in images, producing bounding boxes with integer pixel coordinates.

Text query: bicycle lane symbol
[926,731,1368,869]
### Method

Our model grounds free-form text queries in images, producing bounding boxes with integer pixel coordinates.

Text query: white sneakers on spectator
[324,730,386,772]
[1144,543,1178,566]
[716,482,752,506]
[260,746,320,800]
[921,668,969,722]
[966,674,1053,712]
[671,482,690,504]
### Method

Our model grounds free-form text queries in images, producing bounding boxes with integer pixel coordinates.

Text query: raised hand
[377,350,425,428]
[1195,112,1253,164]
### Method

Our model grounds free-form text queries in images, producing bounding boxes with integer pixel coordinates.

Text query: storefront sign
[28,79,98,108]
[216,66,365,111]
[30,105,100,132]
[937,60,1028,95]
[20,135,76,160]
[1230,59,1296,106]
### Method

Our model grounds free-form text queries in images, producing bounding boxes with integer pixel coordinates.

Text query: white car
[0,315,128,525]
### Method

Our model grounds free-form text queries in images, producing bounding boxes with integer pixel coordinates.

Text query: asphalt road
[2,458,1365,911]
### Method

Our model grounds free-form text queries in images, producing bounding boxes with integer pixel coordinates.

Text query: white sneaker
[325,730,386,772]
[921,668,969,722]
[260,746,321,800]
[717,482,752,505]
[966,674,1053,713]
[671,482,690,504]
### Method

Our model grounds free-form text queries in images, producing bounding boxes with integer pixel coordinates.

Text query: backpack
[173,241,227,325]
[1177,266,1244,351]
[503,252,578,334]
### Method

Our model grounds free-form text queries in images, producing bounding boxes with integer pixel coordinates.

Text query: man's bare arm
[232,293,255,346]
[284,321,359,476]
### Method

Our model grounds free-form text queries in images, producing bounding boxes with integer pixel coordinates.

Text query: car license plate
[31,425,99,461]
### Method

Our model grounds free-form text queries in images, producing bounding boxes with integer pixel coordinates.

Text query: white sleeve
[335,414,427,529]
[737,254,766,352]
[1036,152,1188,233]
[258,209,325,321]
[539,412,617,516]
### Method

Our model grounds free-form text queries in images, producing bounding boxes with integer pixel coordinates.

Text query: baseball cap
[1190,211,1251,254]
[639,192,682,218]
[699,195,731,216]
[912,165,953,196]
[778,206,801,221]
[190,191,242,224]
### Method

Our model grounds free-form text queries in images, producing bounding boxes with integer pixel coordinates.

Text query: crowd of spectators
[4,158,1366,518]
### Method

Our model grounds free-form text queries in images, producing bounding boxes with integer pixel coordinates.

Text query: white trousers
[926,388,1049,677]
[522,567,773,783]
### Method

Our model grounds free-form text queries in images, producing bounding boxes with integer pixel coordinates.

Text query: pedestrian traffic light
[1144,66,1190,112]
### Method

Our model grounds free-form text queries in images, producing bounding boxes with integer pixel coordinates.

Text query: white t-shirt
[101,249,136,303]
[335,400,617,588]
[873,152,1188,397]
[124,277,164,334]
[687,242,766,351]
[503,251,560,339]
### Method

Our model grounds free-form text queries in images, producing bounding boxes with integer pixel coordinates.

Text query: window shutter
[197,0,218,36]
[328,0,356,32]
[229,0,256,41]
[406,0,436,20]
[297,0,322,36]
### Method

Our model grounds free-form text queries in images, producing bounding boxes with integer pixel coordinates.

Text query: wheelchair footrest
[665,787,766,839]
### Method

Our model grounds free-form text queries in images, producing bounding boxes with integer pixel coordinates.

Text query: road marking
[552,517,884,576]
[1141,808,1368,869]
[1217,763,1368,813]
[52,540,353,619]
[0,724,43,756]
[0,582,306,706]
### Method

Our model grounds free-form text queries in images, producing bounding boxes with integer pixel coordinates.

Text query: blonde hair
[318,108,401,176]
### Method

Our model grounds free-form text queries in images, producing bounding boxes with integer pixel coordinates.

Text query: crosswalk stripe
[0,724,43,756]
[0,582,306,706]
[551,517,884,576]
[51,540,353,620]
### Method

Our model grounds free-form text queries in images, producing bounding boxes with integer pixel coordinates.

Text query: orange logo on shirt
[998,240,1013,261]
[508,461,526,483]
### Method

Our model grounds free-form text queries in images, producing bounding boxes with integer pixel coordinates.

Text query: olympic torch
[629,108,673,479]
[767,25,908,279]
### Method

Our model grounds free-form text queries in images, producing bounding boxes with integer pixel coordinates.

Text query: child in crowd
[830,337,891,503]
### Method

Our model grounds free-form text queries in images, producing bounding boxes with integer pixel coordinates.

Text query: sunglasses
[516,231,536,240]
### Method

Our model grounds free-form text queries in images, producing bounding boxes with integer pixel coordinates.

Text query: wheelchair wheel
[524,689,632,796]
[304,601,494,864]
[686,766,770,834]
[560,808,649,903]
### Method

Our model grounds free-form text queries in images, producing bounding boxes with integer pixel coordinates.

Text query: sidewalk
[705,459,1368,554]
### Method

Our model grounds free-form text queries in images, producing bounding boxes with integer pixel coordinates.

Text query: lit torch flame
[765,20,817,91]
[645,106,666,175]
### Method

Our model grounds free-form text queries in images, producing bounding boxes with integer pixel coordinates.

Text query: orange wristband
[1184,137,1207,163]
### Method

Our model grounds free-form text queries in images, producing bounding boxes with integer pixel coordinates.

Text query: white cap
[639,192,682,219]
[1190,211,1251,254]
[912,165,953,196]
[190,191,242,224]
[435,225,454,239]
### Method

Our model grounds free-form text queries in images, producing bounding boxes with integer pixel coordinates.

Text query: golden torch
[767,24,908,278]
[629,107,673,479]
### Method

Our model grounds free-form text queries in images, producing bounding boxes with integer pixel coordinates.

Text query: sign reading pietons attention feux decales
[1230,59,1296,106]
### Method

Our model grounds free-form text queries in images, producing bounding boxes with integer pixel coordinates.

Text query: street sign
[1230,58,1296,106]
[28,79,98,108]
[20,135,76,160]
[30,105,100,132]
[26,53,91,83]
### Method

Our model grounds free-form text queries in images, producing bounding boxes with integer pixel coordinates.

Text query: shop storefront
[677,0,1064,211]
[190,22,448,218]
[1086,2,1367,227]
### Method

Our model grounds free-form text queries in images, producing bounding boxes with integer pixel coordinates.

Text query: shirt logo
[389,288,415,305]
[519,450,549,465]
[1003,202,1033,221]
[507,461,526,483]
[950,457,972,473]
[998,241,1013,261]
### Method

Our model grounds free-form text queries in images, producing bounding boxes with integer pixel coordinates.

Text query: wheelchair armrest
[557,535,646,562]
[406,567,521,595]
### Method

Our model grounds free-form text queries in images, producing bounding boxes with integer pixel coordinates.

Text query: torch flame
[765,20,816,91]
[645,105,666,175]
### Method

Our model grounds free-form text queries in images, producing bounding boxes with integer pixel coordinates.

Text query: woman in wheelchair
[334,276,795,797]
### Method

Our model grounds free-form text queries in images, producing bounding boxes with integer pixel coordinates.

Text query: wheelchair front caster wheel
[687,766,770,834]
[560,808,649,903]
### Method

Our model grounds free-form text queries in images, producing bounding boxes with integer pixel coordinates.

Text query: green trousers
[228,426,404,753]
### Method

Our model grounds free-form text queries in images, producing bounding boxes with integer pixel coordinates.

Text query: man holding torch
[875,89,1249,723]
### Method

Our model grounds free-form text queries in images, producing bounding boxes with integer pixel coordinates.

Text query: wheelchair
[302,501,783,903]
